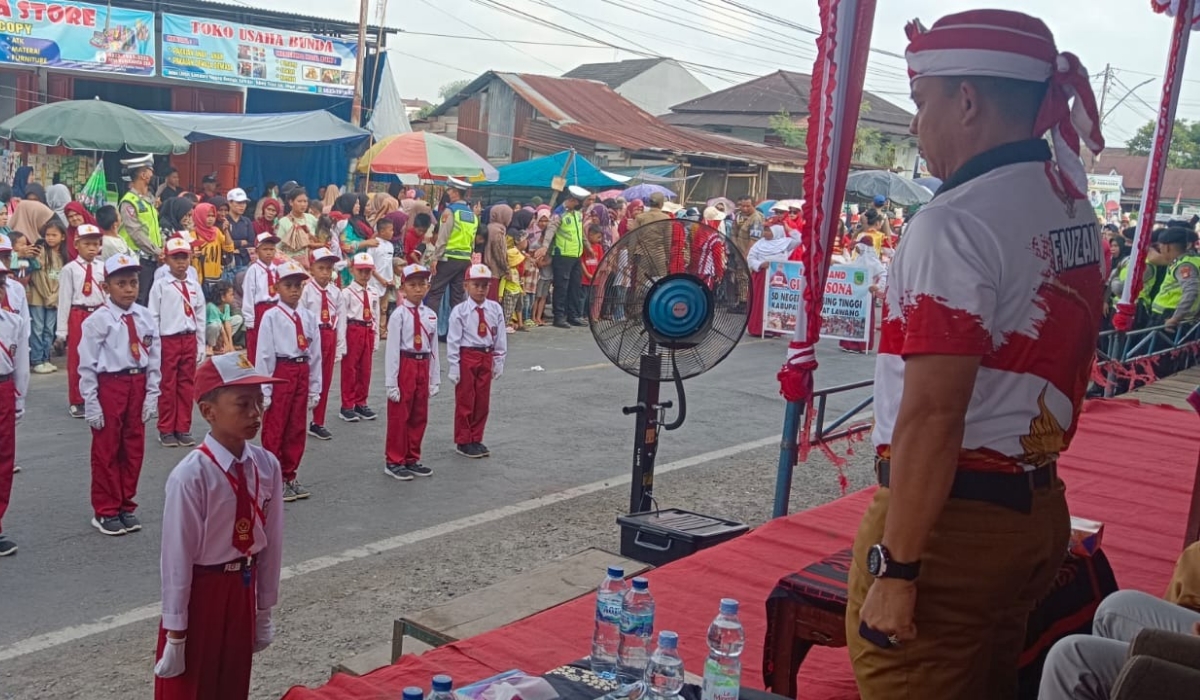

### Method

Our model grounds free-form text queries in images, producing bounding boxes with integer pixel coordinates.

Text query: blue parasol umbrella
[620,183,676,201]
[757,200,777,215]
[914,176,943,194]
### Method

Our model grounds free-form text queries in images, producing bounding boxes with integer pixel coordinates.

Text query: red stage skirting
[283,400,1198,700]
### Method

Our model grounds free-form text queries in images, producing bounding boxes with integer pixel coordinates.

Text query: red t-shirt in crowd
[582,243,603,285]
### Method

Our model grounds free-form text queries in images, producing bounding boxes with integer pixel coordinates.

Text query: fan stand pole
[625,353,664,513]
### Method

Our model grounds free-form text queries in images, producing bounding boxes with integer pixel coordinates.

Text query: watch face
[867,545,883,576]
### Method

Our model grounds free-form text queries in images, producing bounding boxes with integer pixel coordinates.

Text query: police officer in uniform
[425,179,477,324]
[1148,223,1200,329]
[535,186,589,328]
[118,155,164,304]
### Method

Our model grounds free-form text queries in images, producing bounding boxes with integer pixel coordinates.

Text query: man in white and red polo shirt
[847,10,1107,698]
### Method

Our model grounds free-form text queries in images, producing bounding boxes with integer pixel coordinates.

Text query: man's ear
[958,80,983,127]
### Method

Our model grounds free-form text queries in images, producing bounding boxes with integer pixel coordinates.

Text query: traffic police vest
[444,205,476,261]
[553,210,583,258]
[1151,253,1200,316]
[1115,259,1155,306]
[118,190,162,253]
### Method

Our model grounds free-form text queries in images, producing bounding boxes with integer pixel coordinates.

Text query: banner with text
[0,0,154,75]
[761,261,872,341]
[161,13,357,97]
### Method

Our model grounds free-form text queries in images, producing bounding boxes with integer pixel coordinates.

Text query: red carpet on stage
[283,400,1198,700]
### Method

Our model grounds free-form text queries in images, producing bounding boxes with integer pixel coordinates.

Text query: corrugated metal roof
[669,70,912,136]
[563,58,668,88]
[1089,149,1200,201]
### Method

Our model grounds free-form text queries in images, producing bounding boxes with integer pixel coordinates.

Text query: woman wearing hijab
[746,224,801,337]
[254,197,281,236]
[839,234,888,354]
[333,193,376,285]
[9,200,53,242]
[621,199,644,238]
[159,197,195,240]
[23,182,46,205]
[63,201,97,260]
[46,184,71,227]
[587,203,616,250]
[483,205,511,302]
[191,201,233,282]
[11,166,31,200]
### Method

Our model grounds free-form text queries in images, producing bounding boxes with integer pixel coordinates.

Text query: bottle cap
[719,598,739,615]
[607,565,625,579]
[404,688,425,700]
[432,675,453,692]
[658,630,679,649]
[632,577,649,591]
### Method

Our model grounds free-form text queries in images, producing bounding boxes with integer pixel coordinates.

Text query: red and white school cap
[351,252,375,270]
[165,238,192,256]
[105,253,141,275]
[466,263,492,281]
[310,247,339,264]
[256,231,280,245]
[194,351,284,401]
[275,259,308,281]
[904,10,1103,198]
[75,224,102,239]
[0,234,10,253]
[401,263,431,281]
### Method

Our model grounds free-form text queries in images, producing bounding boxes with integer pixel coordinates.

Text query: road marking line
[547,362,612,373]
[0,435,777,662]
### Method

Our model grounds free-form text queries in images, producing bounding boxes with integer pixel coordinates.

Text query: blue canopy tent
[473,150,622,190]
[142,110,371,199]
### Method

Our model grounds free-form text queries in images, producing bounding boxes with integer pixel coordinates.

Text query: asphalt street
[0,325,874,697]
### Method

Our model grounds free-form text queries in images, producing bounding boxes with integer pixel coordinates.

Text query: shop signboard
[161,13,357,97]
[0,0,155,75]
[760,262,872,341]
[1087,173,1124,219]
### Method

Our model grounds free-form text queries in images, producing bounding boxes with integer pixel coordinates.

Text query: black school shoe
[118,512,142,532]
[288,480,311,500]
[159,433,180,448]
[354,405,378,421]
[456,443,484,459]
[339,408,360,423]
[308,423,333,440]
[68,404,84,419]
[384,463,415,481]
[175,432,196,447]
[91,516,126,536]
[406,462,433,477]
[474,443,491,457]
[0,535,17,556]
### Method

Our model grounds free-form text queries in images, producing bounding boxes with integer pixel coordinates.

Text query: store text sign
[161,13,357,97]
[0,0,154,75]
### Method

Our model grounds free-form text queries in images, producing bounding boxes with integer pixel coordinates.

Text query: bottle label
[620,610,654,636]
[596,597,623,624]
[702,660,740,700]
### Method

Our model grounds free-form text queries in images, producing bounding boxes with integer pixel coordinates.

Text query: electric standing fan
[591,219,750,514]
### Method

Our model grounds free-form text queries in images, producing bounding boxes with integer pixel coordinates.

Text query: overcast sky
[257,0,1197,148]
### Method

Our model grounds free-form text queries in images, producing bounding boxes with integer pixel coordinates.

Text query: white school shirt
[299,279,341,330]
[77,301,162,421]
[100,234,130,262]
[160,434,285,630]
[241,261,279,330]
[148,273,206,361]
[153,263,199,285]
[384,299,440,393]
[368,239,395,298]
[56,257,106,339]
[253,303,322,401]
[446,298,508,380]
[336,281,381,359]
[0,280,31,414]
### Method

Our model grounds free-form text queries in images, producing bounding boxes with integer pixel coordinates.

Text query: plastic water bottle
[701,599,745,700]
[403,688,424,700]
[428,675,454,700]
[617,577,655,684]
[591,566,628,679]
[644,631,685,700]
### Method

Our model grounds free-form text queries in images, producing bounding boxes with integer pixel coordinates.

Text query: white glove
[448,371,459,385]
[14,407,23,424]
[308,394,320,409]
[387,387,401,403]
[87,414,105,431]
[197,348,207,365]
[55,332,66,343]
[262,395,272,411]
[254,609,274,653]
[430,385,440,397]
[493,370,502,382]
[154,636,186,678]
[142,402,157,424]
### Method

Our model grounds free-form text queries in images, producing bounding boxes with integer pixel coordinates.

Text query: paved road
[0,326,874,656]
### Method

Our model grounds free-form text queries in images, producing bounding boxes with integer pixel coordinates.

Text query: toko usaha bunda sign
[0,0,155,75]
[161,13,357,97]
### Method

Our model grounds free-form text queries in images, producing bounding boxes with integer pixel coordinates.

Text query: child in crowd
[369,217,396,328]
[79,254,161,536]
[0,255,29,556]
[205,281,241,355]
[27,219,66,374]
[338,253,380,424]
[581,226,604,322]
[242,233,279,361]
[300,247,341,441]
[447,264,507,459]
[56,224,106,418]
[153,352,285,699]
[149,238,206,448]
[501,231,527,332]
[255,260,321,502]
[384,264,439,480]
[96,205,129,262]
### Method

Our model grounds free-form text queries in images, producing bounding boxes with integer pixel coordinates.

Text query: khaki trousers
[846,482,1070,700]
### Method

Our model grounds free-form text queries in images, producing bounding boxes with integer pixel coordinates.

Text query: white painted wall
[616,60,710,117]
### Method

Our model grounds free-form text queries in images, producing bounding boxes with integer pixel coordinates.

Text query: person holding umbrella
[425,179,477,327]
[117,155,164,304]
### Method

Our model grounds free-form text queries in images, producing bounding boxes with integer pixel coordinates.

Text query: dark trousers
[551,255,583,323]
[136,259,158,306]
[426,259,471,325]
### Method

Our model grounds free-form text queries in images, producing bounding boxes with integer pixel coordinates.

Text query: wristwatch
[867,543,921,581]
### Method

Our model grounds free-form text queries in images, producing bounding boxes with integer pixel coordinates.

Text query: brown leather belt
[875,458,1057,514]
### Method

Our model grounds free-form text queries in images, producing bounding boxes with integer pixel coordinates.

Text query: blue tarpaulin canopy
[473,150,622,189]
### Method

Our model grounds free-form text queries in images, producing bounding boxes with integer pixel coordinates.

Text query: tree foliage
[772,103,896,167]
[769,110,807,148]
[1126,119,1200,170]
[438,79,472,101]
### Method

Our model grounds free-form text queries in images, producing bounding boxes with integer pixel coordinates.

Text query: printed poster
[161,13,357,97]
[760,262,872,341]
[0,0,155,75]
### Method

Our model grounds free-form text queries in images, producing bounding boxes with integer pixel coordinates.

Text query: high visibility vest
[444,206,476,261]
[1115,259,1155,306]
[118,190,162,251]
[1151,253,1200,315]
[554,210,583,258]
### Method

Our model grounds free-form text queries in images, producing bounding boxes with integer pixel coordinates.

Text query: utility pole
[1094,64,1112,167]
[350,0,370,125]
